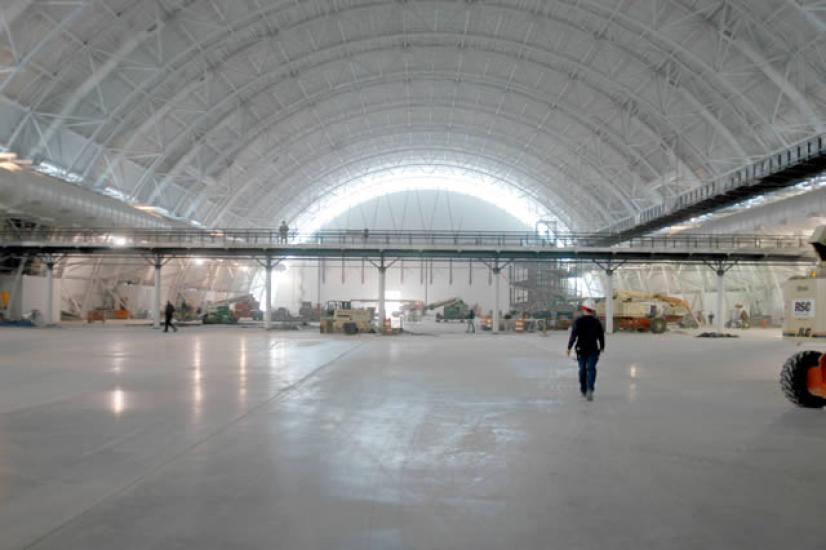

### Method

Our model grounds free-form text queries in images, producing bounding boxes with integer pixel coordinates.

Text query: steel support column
[153,256,162,329]
[716,269,725,334]
[492,265,501,334]
[264,256,273,330]
[378,256,387,333]
[46,261,55,326]
[605,268,614,334]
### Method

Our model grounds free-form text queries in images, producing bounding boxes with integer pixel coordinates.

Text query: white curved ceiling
[0,0,823,230]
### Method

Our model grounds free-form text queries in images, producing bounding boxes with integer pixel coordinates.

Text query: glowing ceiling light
[110,236,128,247]
[290,167,562,238]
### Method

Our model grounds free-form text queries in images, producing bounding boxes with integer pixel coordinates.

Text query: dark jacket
[164,303,175,319]
[568,315,605,355]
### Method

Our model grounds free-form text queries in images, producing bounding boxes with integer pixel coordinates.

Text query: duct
[685,186,826,236]
[0,169,173,228]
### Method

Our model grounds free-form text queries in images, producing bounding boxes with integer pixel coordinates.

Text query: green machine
[434,298,471,322]
[202,305,237,325]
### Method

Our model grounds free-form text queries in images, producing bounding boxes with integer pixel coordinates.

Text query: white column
[493,267,501,334]
[605,269,614,334]
[46,261,55,326]
[378,264,387,332]
[716,268,725,334]
[264,257,272,330]
[153,260,161,329]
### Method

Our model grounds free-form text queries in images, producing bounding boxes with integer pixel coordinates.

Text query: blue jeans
[577,352,599,395]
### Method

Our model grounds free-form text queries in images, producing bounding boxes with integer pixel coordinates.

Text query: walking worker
[164,301,178,333]
[566,301,604,401]
[466,308,476,333]
[278,220,289,243]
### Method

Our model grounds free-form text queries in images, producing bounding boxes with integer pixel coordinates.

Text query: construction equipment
[174,299,199,322]
[229,295,262,320]
[320,300,374,334]
[782,225,826,338]
[725,304,751,329]
[596,290,697,334]
[201,294,262,322]
[430,298,471,322]
[781,351,826,408]
[780,226,826,408]
[202,305,237,325]
[299,301,321,322]
[530,295,579,330]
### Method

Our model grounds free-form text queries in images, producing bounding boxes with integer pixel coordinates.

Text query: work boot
[586,391,594,402]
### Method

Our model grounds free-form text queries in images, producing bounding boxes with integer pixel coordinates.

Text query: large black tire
[650,317,667,334]
[780,351,826,409]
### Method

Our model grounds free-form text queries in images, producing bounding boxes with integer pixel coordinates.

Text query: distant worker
[278,220,289,244]
[566,301,605,402]
[708,313,715,326]
[466,308,476,334]
[164,301,178,333]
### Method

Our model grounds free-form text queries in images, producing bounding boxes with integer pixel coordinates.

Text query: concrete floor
[0,325,824,550]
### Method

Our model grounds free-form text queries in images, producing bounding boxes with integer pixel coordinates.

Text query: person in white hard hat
[566,299,605,401]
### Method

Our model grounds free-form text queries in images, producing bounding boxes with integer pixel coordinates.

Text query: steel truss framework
[1,1,824,231]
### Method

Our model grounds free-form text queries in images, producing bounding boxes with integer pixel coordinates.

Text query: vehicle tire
[780,351,826,408]
[650,317,667,334]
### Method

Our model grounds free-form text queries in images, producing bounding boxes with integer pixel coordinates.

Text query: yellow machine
[320,301,375,334]
[595,290,697,333]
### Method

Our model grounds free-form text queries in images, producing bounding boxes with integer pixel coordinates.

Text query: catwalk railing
[0,228,815,264]
[602,133,826,242]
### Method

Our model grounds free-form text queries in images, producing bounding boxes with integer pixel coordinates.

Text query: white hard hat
[580,299,596,313]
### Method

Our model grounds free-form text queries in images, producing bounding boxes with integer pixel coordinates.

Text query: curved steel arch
[39,0,781,160]
[282,163,567,232]
[2,0,822,231]
[226,157,589,230]
[100,22,755,194]
[145,74,665,207]
[18,1,764,183]
[214,129,618,228]
[189,98,641,218]
[116,33,680,203]
[209,142,602,229]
